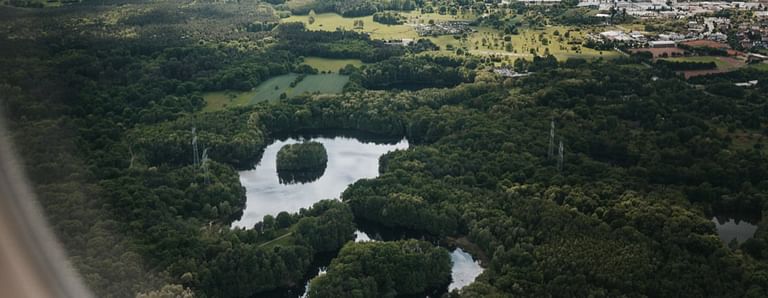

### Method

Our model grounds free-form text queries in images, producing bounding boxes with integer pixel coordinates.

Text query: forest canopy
[1,1,768,298]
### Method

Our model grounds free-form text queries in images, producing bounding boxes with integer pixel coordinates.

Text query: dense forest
[1,1,768,298]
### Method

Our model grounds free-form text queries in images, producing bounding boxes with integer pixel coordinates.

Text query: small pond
[711,215,759,245]
[232,135,408,228]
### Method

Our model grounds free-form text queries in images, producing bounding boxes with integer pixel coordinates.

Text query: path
[258,232,293,248]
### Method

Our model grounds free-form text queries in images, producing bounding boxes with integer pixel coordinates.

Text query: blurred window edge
[0,114,93,298]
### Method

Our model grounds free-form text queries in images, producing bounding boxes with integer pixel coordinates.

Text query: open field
[203,73,349,111]
[750,62,768,71]
[283,11,475,40]
[465,25,619,61]
[281,12,619,61]
[291,74,349,94]
[302,56,366,73]
[660,56,746,78]
[660,56,741,69]
[202,90,260,112]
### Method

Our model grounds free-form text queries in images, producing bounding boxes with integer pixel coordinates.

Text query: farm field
[302,57,366,73]
[281,12,618,61]
[203,73,349,111]
[660,56,747,78]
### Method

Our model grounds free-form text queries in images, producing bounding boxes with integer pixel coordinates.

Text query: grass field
[660,56,747,78]
[750,62,768,72]
[202,90,259,111]
[282,13,618,61]
[660,56,736,69]
[283,12,474,41]
[302,56,366,73]
[203,73,349,111]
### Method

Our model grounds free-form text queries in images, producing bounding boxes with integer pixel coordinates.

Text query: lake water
[234,134,482,296]
[711,216,759,244]
[448,248,483,291]
[232,136,409,228]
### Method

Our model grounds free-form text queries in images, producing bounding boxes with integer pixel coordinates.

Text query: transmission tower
[557,139,564,172]
[201,148,211,185]
[548,119,555,159]
[192,127,200,168]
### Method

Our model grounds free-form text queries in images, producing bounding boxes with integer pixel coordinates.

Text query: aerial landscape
[0,0,767,296]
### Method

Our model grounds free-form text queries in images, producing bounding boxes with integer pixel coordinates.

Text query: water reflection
[712,216,758,244]
[233,136,408,228]
[277,167,326,185]
[449,248,483,291]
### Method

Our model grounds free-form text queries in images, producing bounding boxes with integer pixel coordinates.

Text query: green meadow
[302,57,366,73]
[203,73,349,111]
[281,12,618,62]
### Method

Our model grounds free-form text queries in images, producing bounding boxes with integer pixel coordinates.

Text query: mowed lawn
[203,73,349,111]
[302,57,366,73]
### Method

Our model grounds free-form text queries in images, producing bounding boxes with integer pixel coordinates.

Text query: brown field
[679,39,730,49]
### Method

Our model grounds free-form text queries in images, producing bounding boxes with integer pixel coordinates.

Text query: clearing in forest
[203,73,349,111]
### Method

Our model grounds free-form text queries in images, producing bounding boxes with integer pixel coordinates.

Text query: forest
[1,1,768,298]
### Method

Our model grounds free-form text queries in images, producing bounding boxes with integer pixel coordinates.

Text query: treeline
[656,59,718,71]
[290,0,417,17]
[372,11,405,25]
[276,22,405,62]
[352,55,477,90]
[308,240,451,297]
[129,108,266,169]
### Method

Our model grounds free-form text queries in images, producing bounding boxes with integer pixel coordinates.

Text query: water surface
[233,136,408,228]
[712,216,758,244]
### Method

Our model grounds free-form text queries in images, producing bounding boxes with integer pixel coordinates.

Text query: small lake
[232,136,408,228]
[712,216,759,245]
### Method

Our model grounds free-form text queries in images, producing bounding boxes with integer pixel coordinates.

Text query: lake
[712,216,759,245]
[232,135,409,228]
[234,134,483,297]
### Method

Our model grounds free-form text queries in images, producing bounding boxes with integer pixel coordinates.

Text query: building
[649,40,677,48]
[735,80,759,87]
[658,33,686,41]
[747,53,768,63]
[518,0,561,5]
